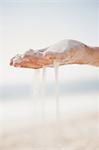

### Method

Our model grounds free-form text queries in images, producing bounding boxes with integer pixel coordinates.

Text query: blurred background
[0,0,99,149]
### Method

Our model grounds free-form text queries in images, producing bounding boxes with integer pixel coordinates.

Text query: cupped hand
[10,40,99,69]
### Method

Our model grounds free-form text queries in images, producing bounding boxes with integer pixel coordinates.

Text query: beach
[0,94,98,150]
[0,0,98,149]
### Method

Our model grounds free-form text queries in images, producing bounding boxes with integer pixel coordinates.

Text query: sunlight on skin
[10,40,99,69]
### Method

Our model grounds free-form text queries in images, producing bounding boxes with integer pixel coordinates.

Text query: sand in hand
[10,39,99,69]
[7,39,99,149]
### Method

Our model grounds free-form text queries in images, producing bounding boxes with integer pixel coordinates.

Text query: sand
[0,110,98,150]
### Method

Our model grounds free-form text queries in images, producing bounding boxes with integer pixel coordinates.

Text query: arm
[10,40,99,69]
[85,47,99,66]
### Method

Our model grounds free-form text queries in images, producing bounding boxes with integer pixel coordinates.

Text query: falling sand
[35,62,60,122]
[54,61,60,120]
[41,66,46,122]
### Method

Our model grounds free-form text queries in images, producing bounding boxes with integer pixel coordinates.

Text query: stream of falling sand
[33,68,46,123]
[41,66,46,122]
[33,69,41,123]
[33,62,60,122]
[42,63,60,125]
[33,63,61,145]
[54,61,61,128]
[33,69,40,99]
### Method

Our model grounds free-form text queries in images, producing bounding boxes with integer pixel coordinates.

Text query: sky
[0,0,98,85]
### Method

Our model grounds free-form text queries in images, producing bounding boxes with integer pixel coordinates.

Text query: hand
[10,40,99,69]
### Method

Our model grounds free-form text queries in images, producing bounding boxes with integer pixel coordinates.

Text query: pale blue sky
[0,0,98,85]
[0,0,98,51]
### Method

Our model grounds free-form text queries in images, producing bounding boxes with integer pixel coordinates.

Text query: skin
[10,40,99,69]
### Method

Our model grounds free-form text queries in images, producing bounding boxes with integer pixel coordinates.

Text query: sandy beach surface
[0,96,98,150]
